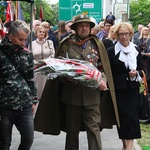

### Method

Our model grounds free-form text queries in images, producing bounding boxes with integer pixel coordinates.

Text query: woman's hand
[129,70,137,78]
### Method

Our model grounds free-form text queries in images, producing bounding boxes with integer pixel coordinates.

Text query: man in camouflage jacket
[0,20,38,150]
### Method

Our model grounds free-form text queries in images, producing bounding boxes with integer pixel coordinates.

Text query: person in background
[137,27,150,124]
[133,24,144,45]
[105,13,116,25]
[0,21,5,43]
[55,14,119,150]
[31,25,55,100]
[91,24,100,35]
[3,21,13,35]
[40,21,58,51]
[60,20,74,41]
[98,21,104,32]
[26,19,41,48]
[137,27,150,54]
[147,22,150,31]
[53,20,67,41]
[107,22,143,150]
[0,21,13,46]
[97,19,114,41]
[0,20,38,149]
[103,25,116,49]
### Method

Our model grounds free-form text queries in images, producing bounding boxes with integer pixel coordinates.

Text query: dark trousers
[0,107,34,150]
[65,104,102,150]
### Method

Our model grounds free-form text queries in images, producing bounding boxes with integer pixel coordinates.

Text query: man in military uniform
[0,20,38,149]
[55,14,120,150]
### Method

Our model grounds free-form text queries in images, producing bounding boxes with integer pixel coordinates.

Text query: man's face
[138,25,144,32]
[33,21,41,31]
[104,23,112,33]
[9,30,28,47]
[76,22,90,39]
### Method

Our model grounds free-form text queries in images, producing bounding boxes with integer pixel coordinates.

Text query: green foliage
[130,0,150,29]
[20,1,31,22]
[138,124,150,148]
[0,4,6,22]
[138,83,150,148]
[0,0,58,25]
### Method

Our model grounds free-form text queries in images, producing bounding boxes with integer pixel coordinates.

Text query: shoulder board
[90,34,99,40]
[60,34,75,44]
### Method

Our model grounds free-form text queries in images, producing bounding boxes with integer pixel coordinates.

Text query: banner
[11,0,34,2]
[5,1,16,22]
[18,1,25,21]
[39,5,44,21]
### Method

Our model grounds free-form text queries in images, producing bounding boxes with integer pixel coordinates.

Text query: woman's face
[37,28,45,39]
[9,30,28,47]
[99,25,104,31]
[110,28,115,40]
[142,28,149,36]
[118,26,130,47]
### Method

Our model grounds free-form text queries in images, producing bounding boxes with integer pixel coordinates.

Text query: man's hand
[98,80,107,91]
[32,104,37,114]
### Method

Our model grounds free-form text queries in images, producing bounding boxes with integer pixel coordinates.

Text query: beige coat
[32,39,55,99]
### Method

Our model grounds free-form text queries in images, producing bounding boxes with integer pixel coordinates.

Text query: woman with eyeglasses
[107,22,143,150]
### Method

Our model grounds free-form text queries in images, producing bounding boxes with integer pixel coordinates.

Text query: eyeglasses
[118,33,130,37]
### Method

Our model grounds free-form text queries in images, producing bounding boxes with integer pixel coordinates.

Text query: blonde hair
[114,22,134,41]
[108,25,116,40]
[139,27,150,39]
[98,21,104,31]
[35,26,47,38]
[40,21,50,28]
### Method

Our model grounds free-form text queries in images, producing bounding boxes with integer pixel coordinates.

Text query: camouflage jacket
[0,37,38,110]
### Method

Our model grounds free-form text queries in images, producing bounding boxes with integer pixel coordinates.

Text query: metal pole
[29,1,34,51]
[122,13,128,22]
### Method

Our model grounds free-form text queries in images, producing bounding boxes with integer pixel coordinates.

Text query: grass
[137,124,150,149]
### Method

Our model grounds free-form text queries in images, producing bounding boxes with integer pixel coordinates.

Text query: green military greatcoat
[34,34,120,134]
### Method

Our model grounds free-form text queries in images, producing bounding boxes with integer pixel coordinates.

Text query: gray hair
[8,20,30,36]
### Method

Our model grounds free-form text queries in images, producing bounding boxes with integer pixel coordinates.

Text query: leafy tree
[0,0,58,25]
[129,0,150,29]
[33,0,58,25]
[20,1,31,22]
[0,2,8,23]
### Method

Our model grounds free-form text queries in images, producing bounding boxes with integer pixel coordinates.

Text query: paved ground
[11,125,141,150]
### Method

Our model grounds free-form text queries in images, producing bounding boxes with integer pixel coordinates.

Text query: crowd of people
[0,13,150,150]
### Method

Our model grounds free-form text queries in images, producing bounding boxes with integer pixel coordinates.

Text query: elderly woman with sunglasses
[107,22,143,150]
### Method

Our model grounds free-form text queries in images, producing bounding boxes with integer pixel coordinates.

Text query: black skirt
[116,87,141,139]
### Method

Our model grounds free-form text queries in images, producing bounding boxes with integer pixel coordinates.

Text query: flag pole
[16,1,18,20]
[29,0,34,51]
